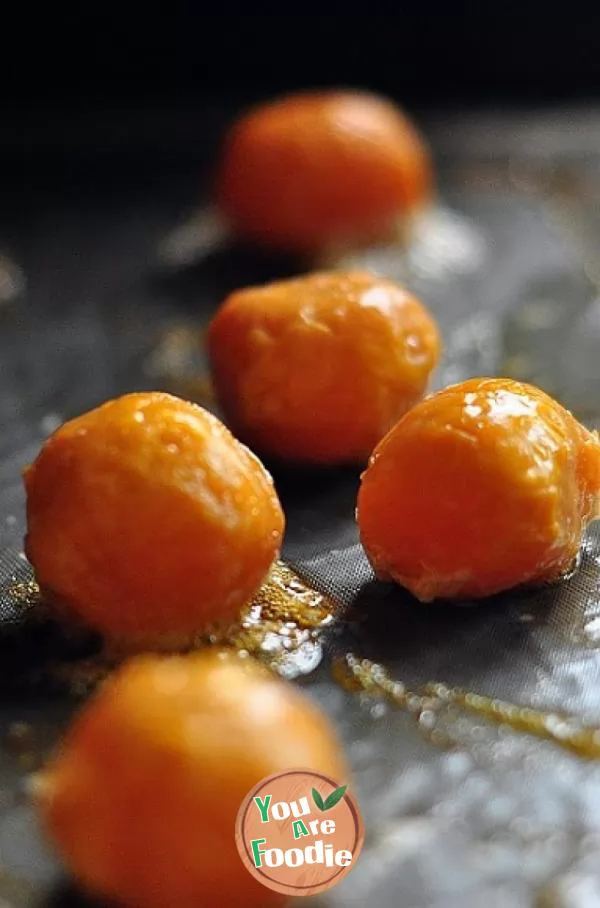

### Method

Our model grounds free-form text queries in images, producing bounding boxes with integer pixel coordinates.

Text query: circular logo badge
[235,769,364,897]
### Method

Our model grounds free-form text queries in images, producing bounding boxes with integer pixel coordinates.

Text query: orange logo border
[235,768,364,897]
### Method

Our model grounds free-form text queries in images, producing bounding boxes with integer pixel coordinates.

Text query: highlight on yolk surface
[357,377,600,601]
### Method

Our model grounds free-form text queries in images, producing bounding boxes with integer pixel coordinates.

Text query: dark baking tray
[2,108,600,908]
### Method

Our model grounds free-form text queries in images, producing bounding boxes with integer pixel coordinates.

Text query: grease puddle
[6,567,600,763]
[225,561,336,679]
[0,562,337,695]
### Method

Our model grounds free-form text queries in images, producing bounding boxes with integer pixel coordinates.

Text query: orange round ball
[207,271,441,465]
[25,392,284,645]
[357,378,600,601]
[216,91,433,255]
[36,649,347,908]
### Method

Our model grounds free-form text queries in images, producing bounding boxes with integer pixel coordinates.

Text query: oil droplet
[218,561,337,679]
[332,654,456,751]
[1,580,41,620]
[445,690,600,760]
[333,654,600,761]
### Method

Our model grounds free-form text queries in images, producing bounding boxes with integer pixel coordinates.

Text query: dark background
[0,1,598,253]
[2,3,600,110]
[1,2,599,184]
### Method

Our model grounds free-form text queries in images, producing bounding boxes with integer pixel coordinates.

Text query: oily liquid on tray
[221,560,335,679]
[333,653,600,761]
[2,562,336,692]
[6,565,600,760]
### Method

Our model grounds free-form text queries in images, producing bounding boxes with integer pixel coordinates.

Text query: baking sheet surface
[1,112,600,906]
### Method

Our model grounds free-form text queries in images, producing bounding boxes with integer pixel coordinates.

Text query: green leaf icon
[312,788,325,811]
[323,785,348,811]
